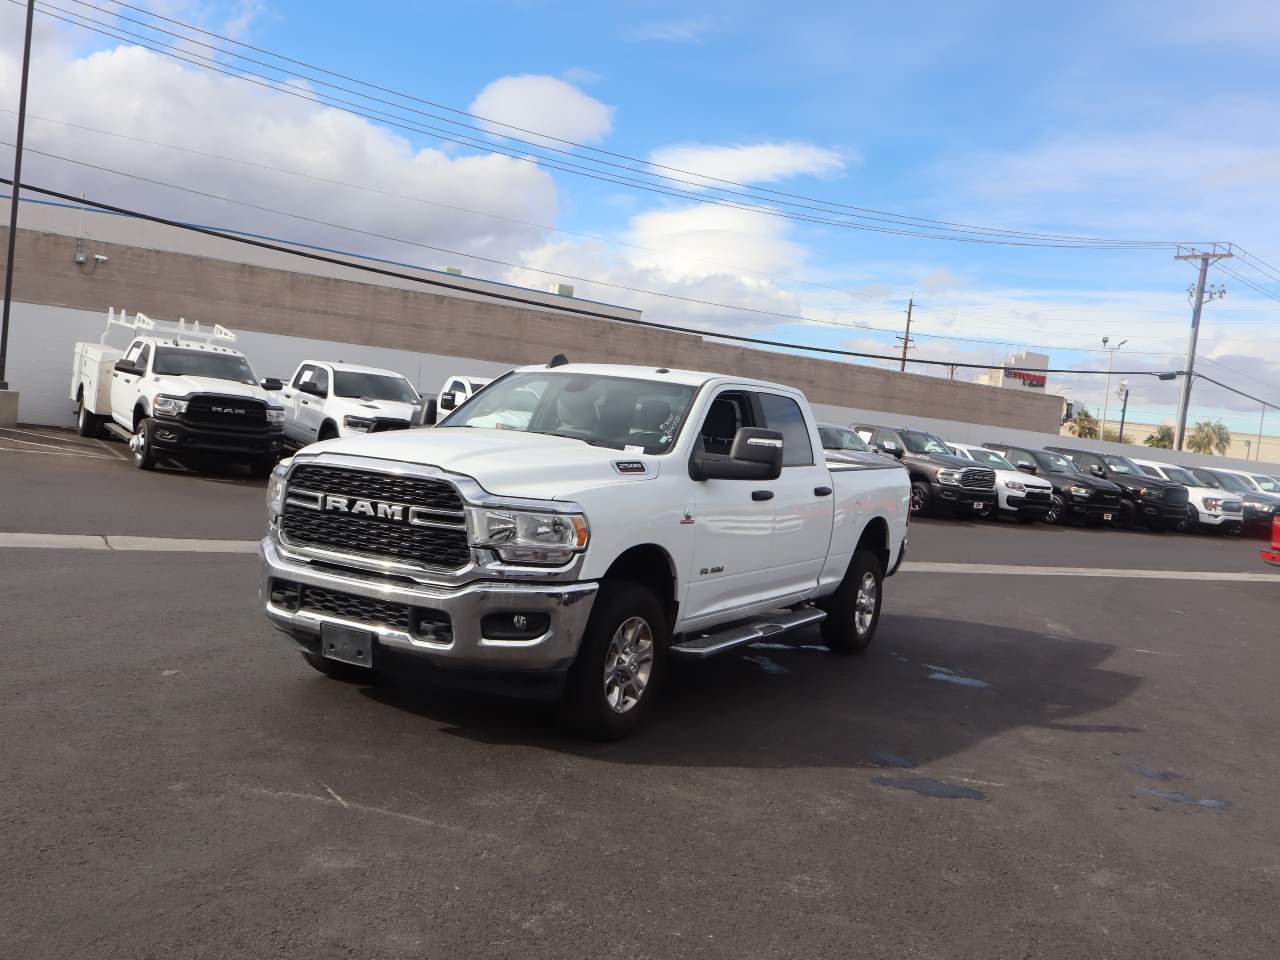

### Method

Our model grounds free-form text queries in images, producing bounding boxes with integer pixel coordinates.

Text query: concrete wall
[1,205,1069,434]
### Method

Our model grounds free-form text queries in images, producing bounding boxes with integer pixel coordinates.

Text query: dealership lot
[3,430,1279,959]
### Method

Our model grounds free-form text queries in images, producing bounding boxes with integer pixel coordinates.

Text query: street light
[1100,337,1128,440]
[1116,379,1130,444]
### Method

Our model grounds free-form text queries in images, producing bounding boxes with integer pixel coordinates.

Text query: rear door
[684,388,779,625]
[757,391,835,600]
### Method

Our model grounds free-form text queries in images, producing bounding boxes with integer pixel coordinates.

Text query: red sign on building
[1005,369,1047,388]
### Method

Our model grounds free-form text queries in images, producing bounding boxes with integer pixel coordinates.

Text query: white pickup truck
[70,309,285,473]
[260,361,910,739]
[279,360,423,447]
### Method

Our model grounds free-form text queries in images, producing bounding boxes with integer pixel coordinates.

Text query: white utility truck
[261,360,911,739]
[424,374,494,425]
[280,360,423,447]
[70,308,285,474]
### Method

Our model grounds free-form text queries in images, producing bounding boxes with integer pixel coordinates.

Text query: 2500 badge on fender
[260,361,911,740]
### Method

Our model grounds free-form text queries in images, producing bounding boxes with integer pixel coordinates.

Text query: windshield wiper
[540,431,624,450]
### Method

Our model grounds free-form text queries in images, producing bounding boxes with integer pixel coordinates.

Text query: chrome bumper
[259,538,598,671]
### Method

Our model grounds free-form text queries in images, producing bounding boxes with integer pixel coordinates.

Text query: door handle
[752,490,774,501]
[814,486,832,497]
[301,400,309,406]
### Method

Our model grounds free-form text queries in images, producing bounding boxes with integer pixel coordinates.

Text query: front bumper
[1135,498,1192,524]
[1001,492,1051,516]
[1197,510,1243,529]
[932,483,997,513]
[153,415,283,459]
[259,538,598,671]
[1245,506,1278,527]
[1065,496,1121,522]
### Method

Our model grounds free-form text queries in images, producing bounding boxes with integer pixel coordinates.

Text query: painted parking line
[0,444,116,460]
[0,533,258,553]
[900,561,1280,583]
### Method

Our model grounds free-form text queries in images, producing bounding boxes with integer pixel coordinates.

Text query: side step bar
[669,606,827,660]
[103,422,133,443]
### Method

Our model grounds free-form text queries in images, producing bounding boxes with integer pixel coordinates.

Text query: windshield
[818,426,870,452]
[333,371,418,403]
[1212,472,1251,493]
[442,371,697,454]
[1036,450,1080,474]
[1103,456,1145,476]
[1250,474,1280,493]
[966,448,1013,470]
[152,347,257,385]
[900,430,952,455]
[1161,466,1197,485]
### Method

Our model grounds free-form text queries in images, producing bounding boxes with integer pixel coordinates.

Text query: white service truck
[279,360,423,447]
[261,361,911,739]
[70,309,286,473]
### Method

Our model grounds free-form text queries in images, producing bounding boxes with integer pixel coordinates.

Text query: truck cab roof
[510,362,803,395]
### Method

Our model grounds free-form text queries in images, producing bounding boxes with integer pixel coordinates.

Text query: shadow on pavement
[349,614,1143,770]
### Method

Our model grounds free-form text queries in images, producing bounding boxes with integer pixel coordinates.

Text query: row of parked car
[816,422,1279,536]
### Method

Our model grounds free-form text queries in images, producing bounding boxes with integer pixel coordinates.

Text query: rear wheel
[300,650,378,684]
[909,481,932,517]
[75,396,102,438]
[819,551,884,655]
[130,417,159,470]
[560,581,666,741]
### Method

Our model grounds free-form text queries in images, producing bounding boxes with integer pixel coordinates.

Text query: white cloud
[468,75,614,146]
[0,10,558,268]
[649,142,847,188]
[629,18,720,44]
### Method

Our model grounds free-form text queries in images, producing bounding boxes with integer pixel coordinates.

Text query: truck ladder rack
[669,606,827,660]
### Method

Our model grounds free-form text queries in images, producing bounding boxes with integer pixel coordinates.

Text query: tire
[1044,494,1067,525]
[300,650,377,684]
[818,550,884,655]
[560,580,667,741]
[317,422,338,441]
[130,416,159,470]
[1171,509,1193,534]
[909,481,932,517]
[75,396,102,438]
[1117,500,1137,530]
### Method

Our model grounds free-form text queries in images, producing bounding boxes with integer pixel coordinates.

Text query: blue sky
[2,0,1278,435]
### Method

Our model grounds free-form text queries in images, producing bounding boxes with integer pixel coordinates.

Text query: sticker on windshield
[624,445,646,454]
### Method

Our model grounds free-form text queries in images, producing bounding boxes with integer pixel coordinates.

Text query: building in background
[974,350,1050,392]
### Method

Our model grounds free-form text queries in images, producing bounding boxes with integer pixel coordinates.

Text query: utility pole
[1257,405,1267,462]
[1,0,35,391]
[1099,336,1126,440]
[896,298,914,372]
[1116,379,1130,444]
[1173,244,1233,450]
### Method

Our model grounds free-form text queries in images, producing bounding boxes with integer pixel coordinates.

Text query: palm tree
[1067,409,1099,439]
[1144,425,1174,449]
[1187,420,1232,456]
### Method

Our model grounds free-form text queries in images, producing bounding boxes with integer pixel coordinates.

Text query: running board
[103,422,132,443]
[669,606,827,660]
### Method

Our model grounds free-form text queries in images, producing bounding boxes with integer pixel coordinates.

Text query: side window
[698,390,753,456]
[292,365,314,389]
[1010,448,1036,469]
[135,344,152,372]
[123,340,144,364]
[874,429,900,453]
[1139,465,1160,478]
[1073,452,1104,473]
[854,427,875,444]
[449,379,467,395]
[759,393,814,467]
[311,366,330,396]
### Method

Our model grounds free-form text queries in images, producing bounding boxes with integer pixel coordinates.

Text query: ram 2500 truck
[852,423,998,517]
[280,361,423,447]
[70,309,285,474]
[261,362,911,739]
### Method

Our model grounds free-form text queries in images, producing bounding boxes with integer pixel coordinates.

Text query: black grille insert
[959,467,996,490]
[297,582,410,631]
[282,464,470,569]
[184,394,268,429]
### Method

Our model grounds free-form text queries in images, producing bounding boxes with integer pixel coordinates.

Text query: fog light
[481,611,550,641]
[156,428,178,442]
[269,579,301,612]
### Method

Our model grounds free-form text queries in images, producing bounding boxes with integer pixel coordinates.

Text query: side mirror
[300,380,326,398]
[439,393,456,412]
[689,427,784,482]
[113,359,143,376]
[1016,463,1037,475]
[417,398,438,427]
[261,378,283,391]
[878,442,903,459]
[1089,464,1105,476]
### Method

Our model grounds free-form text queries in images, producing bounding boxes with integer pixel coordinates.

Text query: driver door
[683,389,781,627]
[110,340,148,429]
[290,364,328,442]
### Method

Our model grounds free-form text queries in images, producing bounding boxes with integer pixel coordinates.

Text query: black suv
[1045,447,1191,531]
[1187,467,1280,533]
[854,424,997,517]
[983,442,1123,526]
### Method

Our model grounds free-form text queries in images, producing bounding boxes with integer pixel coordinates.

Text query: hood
[329,396,420,422]
[909,451,974,469]
[150,376,276,405]
[1042,470,1122,492]
[1109,472,1180,494]
[825,450,904,470]
[1240,489,1280,507]
[995,468,1051,489]
[297,427,659,500]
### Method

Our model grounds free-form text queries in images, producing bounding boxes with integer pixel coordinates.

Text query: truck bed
[70,342,123,416]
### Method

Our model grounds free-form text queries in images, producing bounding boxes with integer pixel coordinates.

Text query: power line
[0,174,1188,379]
[16,0,1197,250]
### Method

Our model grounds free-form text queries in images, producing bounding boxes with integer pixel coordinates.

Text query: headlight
[936,469,963,486]
[467,506,589,565]
[1259,503,1276,513]
[266,459,292,525]
[1138,486,1163,500]
[343,415,373,432]
[1068,485,1091,497]
[265,407,285,425]
[1204,498,1221,511]
[1004,480,1025,492]
[152,394,188,416]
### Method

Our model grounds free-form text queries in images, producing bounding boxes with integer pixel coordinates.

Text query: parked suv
[983,442,1123,525]
[1187,467,1280,533]
[1045,447,1191,531]
[1131,458,1244,535]
[853,424,997,517]
[947,441,1053,522]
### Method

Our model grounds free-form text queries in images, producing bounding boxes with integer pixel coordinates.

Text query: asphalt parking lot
[3,426,1279,959]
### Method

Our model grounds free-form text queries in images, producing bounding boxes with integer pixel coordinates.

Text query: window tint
[1070,451,1104,471]
[818,426,870,452]
[311,366,330,394]
[1009,448,1037,469]
[1162,466,1196,485]
[124,340,144,364]
[292,365,315,389]
[699,391,753,456]
[1190,469,1219,488]
[759,393,814,467]
[1138,465,1160,478]
[135,344,151,372]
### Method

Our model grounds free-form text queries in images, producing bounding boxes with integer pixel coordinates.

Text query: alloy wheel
[603,616,654,714]
[854,571,878,636]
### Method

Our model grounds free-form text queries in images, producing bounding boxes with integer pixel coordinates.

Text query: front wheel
[909,481,932,517]
[819,551,884,655]
[1044,494,1067,525]
[560,581,666,741]
[130,417,159,470]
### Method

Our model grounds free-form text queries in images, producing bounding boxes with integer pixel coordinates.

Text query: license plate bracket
[973,501,985,510]
[320,624,375,668]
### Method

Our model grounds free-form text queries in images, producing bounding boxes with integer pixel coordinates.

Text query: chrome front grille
[281,464,470,570]
[960,467,996,490]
